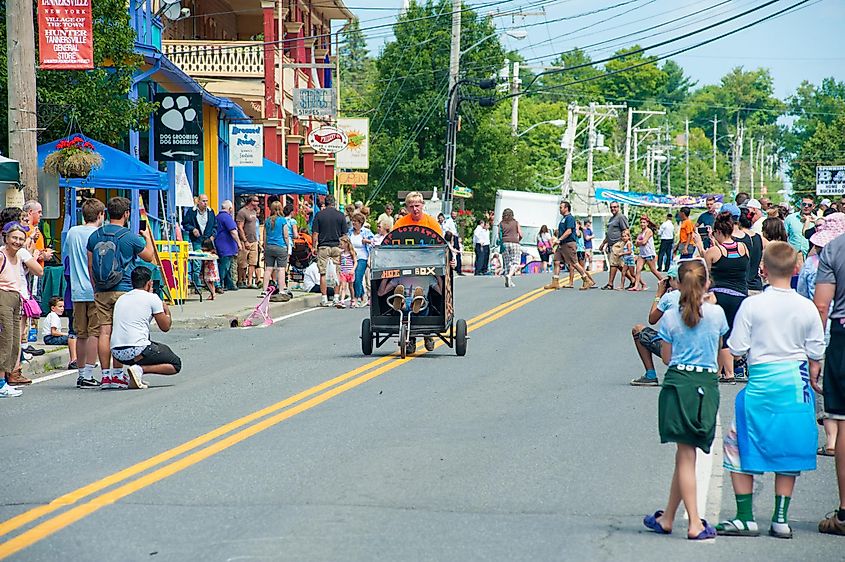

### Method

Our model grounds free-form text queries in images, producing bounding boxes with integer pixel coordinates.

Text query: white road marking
[238,306,321,329]
[31,369,76,384]
[683,414,723,522]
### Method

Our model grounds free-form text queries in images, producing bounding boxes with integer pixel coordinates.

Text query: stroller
[288,233,314,284]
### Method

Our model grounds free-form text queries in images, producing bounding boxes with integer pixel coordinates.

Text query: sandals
[818,447,836,457]
[715,519,760,537]
[689,520,717,540]
[719,376,737,385]
[768,525,793,539]
[643,511,671,534]
[601,284,614,291]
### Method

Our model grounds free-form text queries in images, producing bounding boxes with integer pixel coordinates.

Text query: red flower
[83,142,94,149]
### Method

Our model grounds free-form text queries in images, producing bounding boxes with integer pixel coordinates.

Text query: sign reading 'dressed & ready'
[229,124,263,167]
[154,93,203,162]
[292,88,337,118]
[38,0,94,70]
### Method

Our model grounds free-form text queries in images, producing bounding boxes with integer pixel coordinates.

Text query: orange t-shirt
[391,213,444,236]
[678,219,694,244]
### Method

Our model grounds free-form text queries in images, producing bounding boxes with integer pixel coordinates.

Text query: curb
[22,348,70,377]
[170,293,324,330]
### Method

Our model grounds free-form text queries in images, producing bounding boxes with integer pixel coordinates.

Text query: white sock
[84,364,95,379]
[321,295,328,303]
[771,521,790,534]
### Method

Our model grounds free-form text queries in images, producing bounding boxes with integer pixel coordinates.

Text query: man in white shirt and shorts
[110,267,181,389]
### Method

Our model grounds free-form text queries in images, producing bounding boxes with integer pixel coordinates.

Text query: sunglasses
[801,202,814,207]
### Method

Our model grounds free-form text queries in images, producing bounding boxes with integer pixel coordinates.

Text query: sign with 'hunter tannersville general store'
[229,124,263,167]
[292,88,337,118]
[38,0,94,70]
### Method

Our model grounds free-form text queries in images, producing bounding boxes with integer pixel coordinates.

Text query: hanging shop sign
[337,172,368,185]
[816,166,845,196]
[595,188,723,208]
[229,124,263,167]
[292,88,337,118]
[154,93,203,161]
[308,126,348,154]
[453,186,473,199]
[38,0,94,70]
[335,118,369,170]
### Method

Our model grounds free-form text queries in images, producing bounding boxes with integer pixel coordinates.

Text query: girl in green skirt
[643,259,728,540]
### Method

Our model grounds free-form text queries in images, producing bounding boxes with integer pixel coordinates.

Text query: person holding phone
[696,196,718,251]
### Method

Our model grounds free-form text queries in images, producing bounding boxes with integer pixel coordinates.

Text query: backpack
[91,228,129,291]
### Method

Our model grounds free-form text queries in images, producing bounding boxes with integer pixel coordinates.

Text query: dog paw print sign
[154,93,204,161]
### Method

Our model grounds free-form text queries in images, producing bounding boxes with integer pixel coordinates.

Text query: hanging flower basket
[43,136,103,178]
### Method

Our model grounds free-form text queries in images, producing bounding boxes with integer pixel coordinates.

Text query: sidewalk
[21,286,323,377]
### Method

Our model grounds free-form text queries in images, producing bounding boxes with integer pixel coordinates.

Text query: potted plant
[43,136,103,178]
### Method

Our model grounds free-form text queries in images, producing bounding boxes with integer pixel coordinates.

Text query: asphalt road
[0,274,841,561]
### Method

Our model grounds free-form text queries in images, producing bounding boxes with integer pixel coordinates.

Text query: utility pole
[586,102,596,205]
[685,118,690,196]
[441,0,461,215]
[712,115,718,175]
[749,136,754,199]
[6,0,39,203]
[732,115,744,194]
[561,104,576,196]
[666,125,671,196]
[623,108,664,194]
[510,61,520,135]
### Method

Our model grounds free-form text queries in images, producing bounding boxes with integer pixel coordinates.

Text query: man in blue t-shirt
[545,201,595,290]
[65,198,105,388]
[695,196,717,250]
[86,197,155,389]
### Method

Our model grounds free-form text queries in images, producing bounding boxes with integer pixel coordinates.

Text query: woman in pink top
[0,222,44,391]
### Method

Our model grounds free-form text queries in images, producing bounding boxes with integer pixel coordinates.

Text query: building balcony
[162,40,264,78]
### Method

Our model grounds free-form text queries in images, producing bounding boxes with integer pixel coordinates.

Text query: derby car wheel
[361,318,373,355]
[455,319,468,356]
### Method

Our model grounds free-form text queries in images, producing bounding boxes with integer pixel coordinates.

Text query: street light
[515,119,567,137]
[460,29,527,58]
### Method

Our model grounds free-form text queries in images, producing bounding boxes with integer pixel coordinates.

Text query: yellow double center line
[0,282,558,559]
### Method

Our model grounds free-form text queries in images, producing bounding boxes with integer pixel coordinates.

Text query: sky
[343,0,844,99]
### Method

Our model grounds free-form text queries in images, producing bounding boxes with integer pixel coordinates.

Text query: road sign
[292,88,337,118]
[816,165,845,196]
[155,93,203,161]
[308,126,348,154]
[229,124,263,167]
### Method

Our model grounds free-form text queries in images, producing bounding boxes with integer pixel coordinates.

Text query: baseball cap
[745,198,762,210]
[721,203,741,218]
[821,198,832,207]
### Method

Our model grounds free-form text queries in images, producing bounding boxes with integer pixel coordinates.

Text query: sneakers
[818,512,845,536]
[68,361,79,370]
[125,365,147,390]
[0,383,22,397]
[76,376,101,388]
[100,371,128,390]
[630,375,659,387]
[21,346,45,357]
[100,374,114,390]
[320,299,332,307]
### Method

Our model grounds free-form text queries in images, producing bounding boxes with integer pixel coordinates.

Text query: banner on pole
[335,118,369,169]
[595,188,723,208]
[229,124,263,167]
[38,0,94,70]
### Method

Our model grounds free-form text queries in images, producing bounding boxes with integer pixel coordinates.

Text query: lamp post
[515,119,567,137]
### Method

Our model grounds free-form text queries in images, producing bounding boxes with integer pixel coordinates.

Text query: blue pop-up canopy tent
[38,135,167,191]
[234,158,328,196]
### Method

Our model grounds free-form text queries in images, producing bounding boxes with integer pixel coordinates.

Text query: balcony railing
[162,40,264,78]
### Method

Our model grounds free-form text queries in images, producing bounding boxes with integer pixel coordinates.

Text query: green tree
[338,18,376,116]
[601,46,668,107]
[659,60,696,104]
[537,48,604,104]
[366,0,524,212]
[783,77,845,155]
[788,114,845,197]
[0,0,157,151]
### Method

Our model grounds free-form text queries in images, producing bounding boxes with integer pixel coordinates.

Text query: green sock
[735,493,754,522]
[772,495,791,524]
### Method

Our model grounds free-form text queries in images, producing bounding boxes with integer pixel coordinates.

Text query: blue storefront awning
[234,159,328,196]
[38,135,167,191]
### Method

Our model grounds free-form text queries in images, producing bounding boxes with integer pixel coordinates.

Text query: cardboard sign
[229,124,263,167]
[38,0,94,70]
[338,172,368,185]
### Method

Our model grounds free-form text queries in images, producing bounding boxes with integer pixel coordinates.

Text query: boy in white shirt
[109,267,180,390]
[716,242,826,539]
[42,298,78,366]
